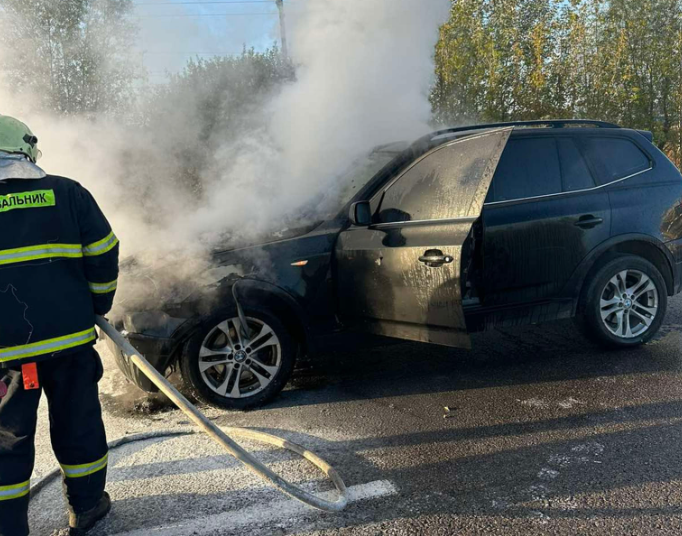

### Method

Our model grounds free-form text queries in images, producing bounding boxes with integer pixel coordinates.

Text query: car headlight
[123,311,186,338]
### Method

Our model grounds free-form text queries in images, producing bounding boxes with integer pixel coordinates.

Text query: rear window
[578,137,651,185]
[488,138,562,202]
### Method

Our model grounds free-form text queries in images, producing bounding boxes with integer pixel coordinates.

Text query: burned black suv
[109,120,682,410]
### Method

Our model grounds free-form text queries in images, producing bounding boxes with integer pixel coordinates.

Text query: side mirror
[349,201,372,226]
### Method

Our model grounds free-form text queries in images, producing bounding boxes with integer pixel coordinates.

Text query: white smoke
[0,0,449,302]
[188,0,449,242]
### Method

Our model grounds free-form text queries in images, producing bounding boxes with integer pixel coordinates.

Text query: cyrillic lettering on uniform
[0,190,56,214]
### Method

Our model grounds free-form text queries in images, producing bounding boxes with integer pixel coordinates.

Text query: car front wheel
[180,306,296,410]
[581,255,667,347]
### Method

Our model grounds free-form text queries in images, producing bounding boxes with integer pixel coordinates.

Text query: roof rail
[427,119,621,141]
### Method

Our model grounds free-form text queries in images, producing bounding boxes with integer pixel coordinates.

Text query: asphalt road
[29,296,682,535]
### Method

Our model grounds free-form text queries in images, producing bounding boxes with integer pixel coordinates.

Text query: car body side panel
[482,190,611,307]
[603,140,682,293]
[609,178,682,246]
[464,298,574,333]
[335,128,512,348]
[475,130,682,324]
[209,228,340,330]
[599,132,682,245]
[336,221,473,347]
[665,237,682,294]
[558,233,678,301]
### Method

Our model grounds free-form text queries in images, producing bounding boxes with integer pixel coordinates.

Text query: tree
[132,47,295,196]
[432,0,682,167]
[431,0,489,125]
[0,0,141,115]
[432,0,568,124]
[98,46,295,241]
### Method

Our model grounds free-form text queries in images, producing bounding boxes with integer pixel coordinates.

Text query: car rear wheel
[180,306,296,410]
[580,255,667,347]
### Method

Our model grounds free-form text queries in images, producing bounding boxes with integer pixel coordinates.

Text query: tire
[180,305,296,410]
[579,255,667,348]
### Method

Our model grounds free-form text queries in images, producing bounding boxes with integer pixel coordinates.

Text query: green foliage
[119,47,294,201]
[433,0,682,166]
[0,0,141,115]
[145,46,294,147]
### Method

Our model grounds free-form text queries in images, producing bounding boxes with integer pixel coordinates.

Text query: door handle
[419,249,454,268]
[574,215,604,229]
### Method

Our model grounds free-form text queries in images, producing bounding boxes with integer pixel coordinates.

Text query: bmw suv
[108,120,682,410]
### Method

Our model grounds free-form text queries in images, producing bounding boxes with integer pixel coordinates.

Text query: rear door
[335,128,512,348]
[482,134,612,307]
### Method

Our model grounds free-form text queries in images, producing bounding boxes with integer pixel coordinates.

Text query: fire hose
[29,316,348,513]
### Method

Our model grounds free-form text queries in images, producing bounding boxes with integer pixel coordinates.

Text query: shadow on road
[100,402,682,534]
[273,319,682,409]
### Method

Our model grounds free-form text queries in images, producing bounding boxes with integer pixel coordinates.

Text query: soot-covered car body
[108,120,682,409]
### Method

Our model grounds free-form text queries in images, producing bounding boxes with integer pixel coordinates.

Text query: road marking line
[110,479,398,536]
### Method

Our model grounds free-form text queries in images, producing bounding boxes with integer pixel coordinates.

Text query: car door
[334,128,512,348]
[482,134,611,307]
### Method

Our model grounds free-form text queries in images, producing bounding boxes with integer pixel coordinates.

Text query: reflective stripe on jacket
[0,480,30,502]
[0,175,119,366]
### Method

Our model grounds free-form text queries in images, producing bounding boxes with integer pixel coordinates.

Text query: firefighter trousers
[0,348,108,536]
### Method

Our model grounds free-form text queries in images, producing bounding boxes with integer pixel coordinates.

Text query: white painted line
[110,480,398,536]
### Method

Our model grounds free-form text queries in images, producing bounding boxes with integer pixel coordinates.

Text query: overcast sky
[133,0,303,82]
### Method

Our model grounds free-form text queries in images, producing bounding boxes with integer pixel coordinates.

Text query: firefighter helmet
[0,115,40,163]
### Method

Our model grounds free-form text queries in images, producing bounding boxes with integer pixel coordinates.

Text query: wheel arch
[167,279,312,368]
[566,235,676,314]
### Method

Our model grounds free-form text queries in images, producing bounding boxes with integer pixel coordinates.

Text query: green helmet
[0,115,40,163]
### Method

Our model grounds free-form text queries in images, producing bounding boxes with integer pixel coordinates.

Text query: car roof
[415,120,655,152]
[428,119,620,139]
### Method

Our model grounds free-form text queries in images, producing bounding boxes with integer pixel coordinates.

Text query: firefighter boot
[67,491,111,534]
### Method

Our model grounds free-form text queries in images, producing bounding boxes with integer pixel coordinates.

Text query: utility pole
[275,0,288,59]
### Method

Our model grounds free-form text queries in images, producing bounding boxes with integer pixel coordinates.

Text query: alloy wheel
[198,316,281,399]
[599,269,659,339]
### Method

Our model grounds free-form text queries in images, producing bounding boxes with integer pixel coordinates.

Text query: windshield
[291,142,408,224]
[209,142,408,252]
[330,142,408,214]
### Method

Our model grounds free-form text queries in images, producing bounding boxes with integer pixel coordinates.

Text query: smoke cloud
[0,0,449,306]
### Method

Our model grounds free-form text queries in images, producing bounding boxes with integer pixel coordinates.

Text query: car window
[488,138,562,202]
[558,138,596,192]
[578,137,651,185]
[377,130,510,223]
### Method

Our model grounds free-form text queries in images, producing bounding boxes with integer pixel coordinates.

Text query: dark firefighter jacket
[0,175,119,367]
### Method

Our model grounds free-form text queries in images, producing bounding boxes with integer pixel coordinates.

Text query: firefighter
[0,115,118,535]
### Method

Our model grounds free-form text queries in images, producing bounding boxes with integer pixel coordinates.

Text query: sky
[133,0,302,82]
